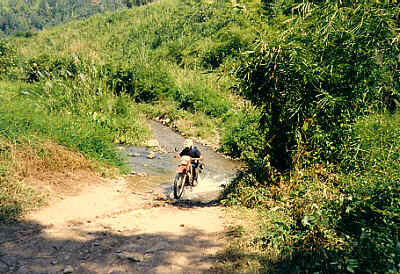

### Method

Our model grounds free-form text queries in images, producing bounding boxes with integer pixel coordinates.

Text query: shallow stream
[120,120,242,202]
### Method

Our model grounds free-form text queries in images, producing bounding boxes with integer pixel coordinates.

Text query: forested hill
[0,0,148,38]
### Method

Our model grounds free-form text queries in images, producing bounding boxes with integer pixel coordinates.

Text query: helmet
[183,139,193,149]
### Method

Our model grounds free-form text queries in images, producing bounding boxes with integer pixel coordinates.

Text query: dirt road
[0,177,227,274]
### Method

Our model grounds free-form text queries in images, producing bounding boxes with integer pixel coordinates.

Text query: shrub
[173,82,231,118]
[222,2,400,272]
[220,108,263,158]
[107,64,176,102]
[235,1,400,180]
[0,41,18,78]
[24,54,80,82]
[201,28,249,69]
[222,114,400,273]
[13,30,36,38]
[333,113,400,273]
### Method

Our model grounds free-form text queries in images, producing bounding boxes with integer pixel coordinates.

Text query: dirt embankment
[0,176,227,274]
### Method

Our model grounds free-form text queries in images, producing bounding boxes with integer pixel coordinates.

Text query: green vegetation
[222,114,400,273]
[7,0,255,142]
[221,1,400,273]
[0,57,150,220]
[0,0,142,38]
[0,0,398,272]
[0,0,251,220]
[0,75,150,166]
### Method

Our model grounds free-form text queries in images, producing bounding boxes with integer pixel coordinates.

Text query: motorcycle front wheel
[173,173,186,199]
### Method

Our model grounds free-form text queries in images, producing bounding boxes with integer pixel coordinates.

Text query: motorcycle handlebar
[175,155,202,161]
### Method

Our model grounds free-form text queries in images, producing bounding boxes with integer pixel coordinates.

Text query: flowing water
[120,120,242,202]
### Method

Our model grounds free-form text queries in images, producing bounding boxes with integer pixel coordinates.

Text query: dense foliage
[0,0,148,38]
[234,0,400,179]
[336,114,400,273]
[0,40,17,76]
[222,1,400,272]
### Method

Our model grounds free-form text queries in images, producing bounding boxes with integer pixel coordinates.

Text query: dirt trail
[0,177,226,274]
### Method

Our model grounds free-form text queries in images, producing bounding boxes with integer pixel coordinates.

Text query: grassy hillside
[0,0,399,272]
[8,0,258,143]
[0,0,136,38]
[0,0,258,221]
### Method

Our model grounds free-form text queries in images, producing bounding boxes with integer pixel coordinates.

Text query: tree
[236,1,400,181]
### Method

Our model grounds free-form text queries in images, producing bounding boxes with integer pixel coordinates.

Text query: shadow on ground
[0,213,223,273]
[152,194,220,209]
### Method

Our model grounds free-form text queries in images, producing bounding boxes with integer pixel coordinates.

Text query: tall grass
[8,0,259,143]
[0,79,149,167]
[0,75,150,220]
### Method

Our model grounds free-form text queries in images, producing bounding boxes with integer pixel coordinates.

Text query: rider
[178,139,203,185]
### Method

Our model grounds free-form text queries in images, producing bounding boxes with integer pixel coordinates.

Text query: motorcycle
[173,156,201,199]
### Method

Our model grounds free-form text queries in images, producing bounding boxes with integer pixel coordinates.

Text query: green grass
[0,80,150,168]
[0,77,149,220]
[7,0,258,144]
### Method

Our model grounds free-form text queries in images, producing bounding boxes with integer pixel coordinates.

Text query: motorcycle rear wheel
[173,173,186,199]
